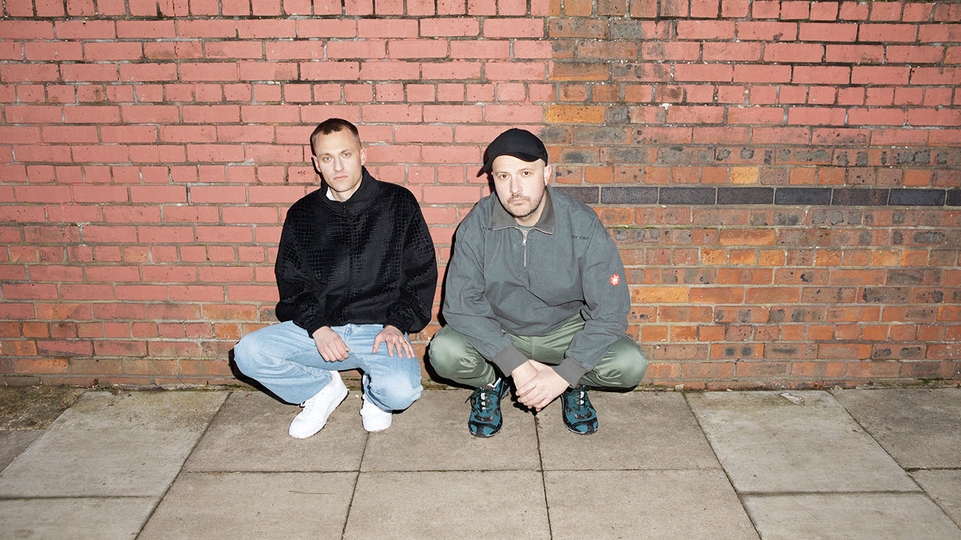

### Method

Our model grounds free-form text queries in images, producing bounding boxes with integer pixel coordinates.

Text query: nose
[333,157,344,172]
[509,176,522,194]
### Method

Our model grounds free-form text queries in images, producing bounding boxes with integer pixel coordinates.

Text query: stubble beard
[505,192,544,223]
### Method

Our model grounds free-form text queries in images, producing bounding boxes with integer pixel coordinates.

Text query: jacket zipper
[520,228,529,268]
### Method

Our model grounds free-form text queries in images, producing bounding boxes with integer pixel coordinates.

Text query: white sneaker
[288,372,348,439]
[360,394,392,432]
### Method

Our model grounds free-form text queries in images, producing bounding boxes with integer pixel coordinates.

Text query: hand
[372,325,414,358]
[513,360,570,411]
[312,326,350,362]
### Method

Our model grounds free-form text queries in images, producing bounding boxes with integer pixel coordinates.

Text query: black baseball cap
[480,128,549,173]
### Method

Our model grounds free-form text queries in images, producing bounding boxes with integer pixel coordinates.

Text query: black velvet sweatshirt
[274,168,438,336]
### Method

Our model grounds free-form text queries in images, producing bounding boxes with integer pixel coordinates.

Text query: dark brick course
[775,188,832,206]
[660,187,716,205]
[577,186,956,208]
[890,189,946,207]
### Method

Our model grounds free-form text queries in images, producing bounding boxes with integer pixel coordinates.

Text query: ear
[359,146,367,165]
[543,163,553,185]
[311,155,321,175]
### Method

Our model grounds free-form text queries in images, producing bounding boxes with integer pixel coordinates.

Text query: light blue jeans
[233,321,423,411]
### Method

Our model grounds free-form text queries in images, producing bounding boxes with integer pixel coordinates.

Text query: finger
[331,342,350,361]
[517,388,540,407]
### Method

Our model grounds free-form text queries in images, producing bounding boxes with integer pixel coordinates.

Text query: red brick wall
[1,0,959,389]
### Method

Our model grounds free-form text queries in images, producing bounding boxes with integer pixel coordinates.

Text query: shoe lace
[469,385,495,413]
[568,387,590,413]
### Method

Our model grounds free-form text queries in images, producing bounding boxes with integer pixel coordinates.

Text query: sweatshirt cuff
[553,357,590,387]
[491,344,527,377]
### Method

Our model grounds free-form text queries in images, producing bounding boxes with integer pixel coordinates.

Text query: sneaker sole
[564,422,597,435]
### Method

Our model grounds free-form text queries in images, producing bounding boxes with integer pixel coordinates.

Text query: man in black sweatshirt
[234,118,438,438]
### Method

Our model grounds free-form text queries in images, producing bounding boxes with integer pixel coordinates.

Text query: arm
[553,217,630,385]
[442,209,528,375]
[274,204,352,361]
[376,197,438,357]
[383,196,438,335]
[274,205,328,335]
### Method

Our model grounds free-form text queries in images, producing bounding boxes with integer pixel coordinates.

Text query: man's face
[491,154,552,227]
[311,128,366,202]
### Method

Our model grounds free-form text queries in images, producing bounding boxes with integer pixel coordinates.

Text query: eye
[342,152,352,158]
[321,156,331,163]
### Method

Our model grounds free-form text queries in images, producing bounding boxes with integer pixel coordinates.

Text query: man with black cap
[429,128,647,437]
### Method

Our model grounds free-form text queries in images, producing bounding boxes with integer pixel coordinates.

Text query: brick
[852,66,911,86]
[736,21,797,41]
[180,62,239,81]
[703,42,762,62]
[859,23,919,43]
[733,64,791,83]
[545,104,605,124]
[23,41,82,62]
[889,45,949,66]
[676,20,735,40]
[765,43,824,63]
[675,63,734,82]
[116,21,176,39]
[233,20,296,39]
[1,64,60,83]
[797,22,858,42]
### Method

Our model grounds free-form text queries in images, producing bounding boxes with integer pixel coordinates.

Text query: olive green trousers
[428,315,647,389]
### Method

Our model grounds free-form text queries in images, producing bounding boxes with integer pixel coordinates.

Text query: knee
[619,352,648,387]
[426,327,460,378]
[232,334,257,376]
[605,342,648,388]
[232,329,278,378]
[368,378,422,411]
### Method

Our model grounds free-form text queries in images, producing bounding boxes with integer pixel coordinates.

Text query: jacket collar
[491,186,556,234]
[322,167,378,212]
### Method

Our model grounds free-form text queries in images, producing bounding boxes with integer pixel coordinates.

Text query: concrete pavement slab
[138,471,356,540]
[0,390,227,497]
[833,388,961,469]
[743,492,961,540]
[687,390,918,493]
[345,470,549,539]
[538,391,720,471]
[913,470,961,527]
[0,497,156,540]
[361,388,539,472]
[184,390,367,472]
[0,430,41,471]
[545,469,759,540]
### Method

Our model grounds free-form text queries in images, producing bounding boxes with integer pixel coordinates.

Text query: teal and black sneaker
[560,385,598,435]
[467,378,508,438]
